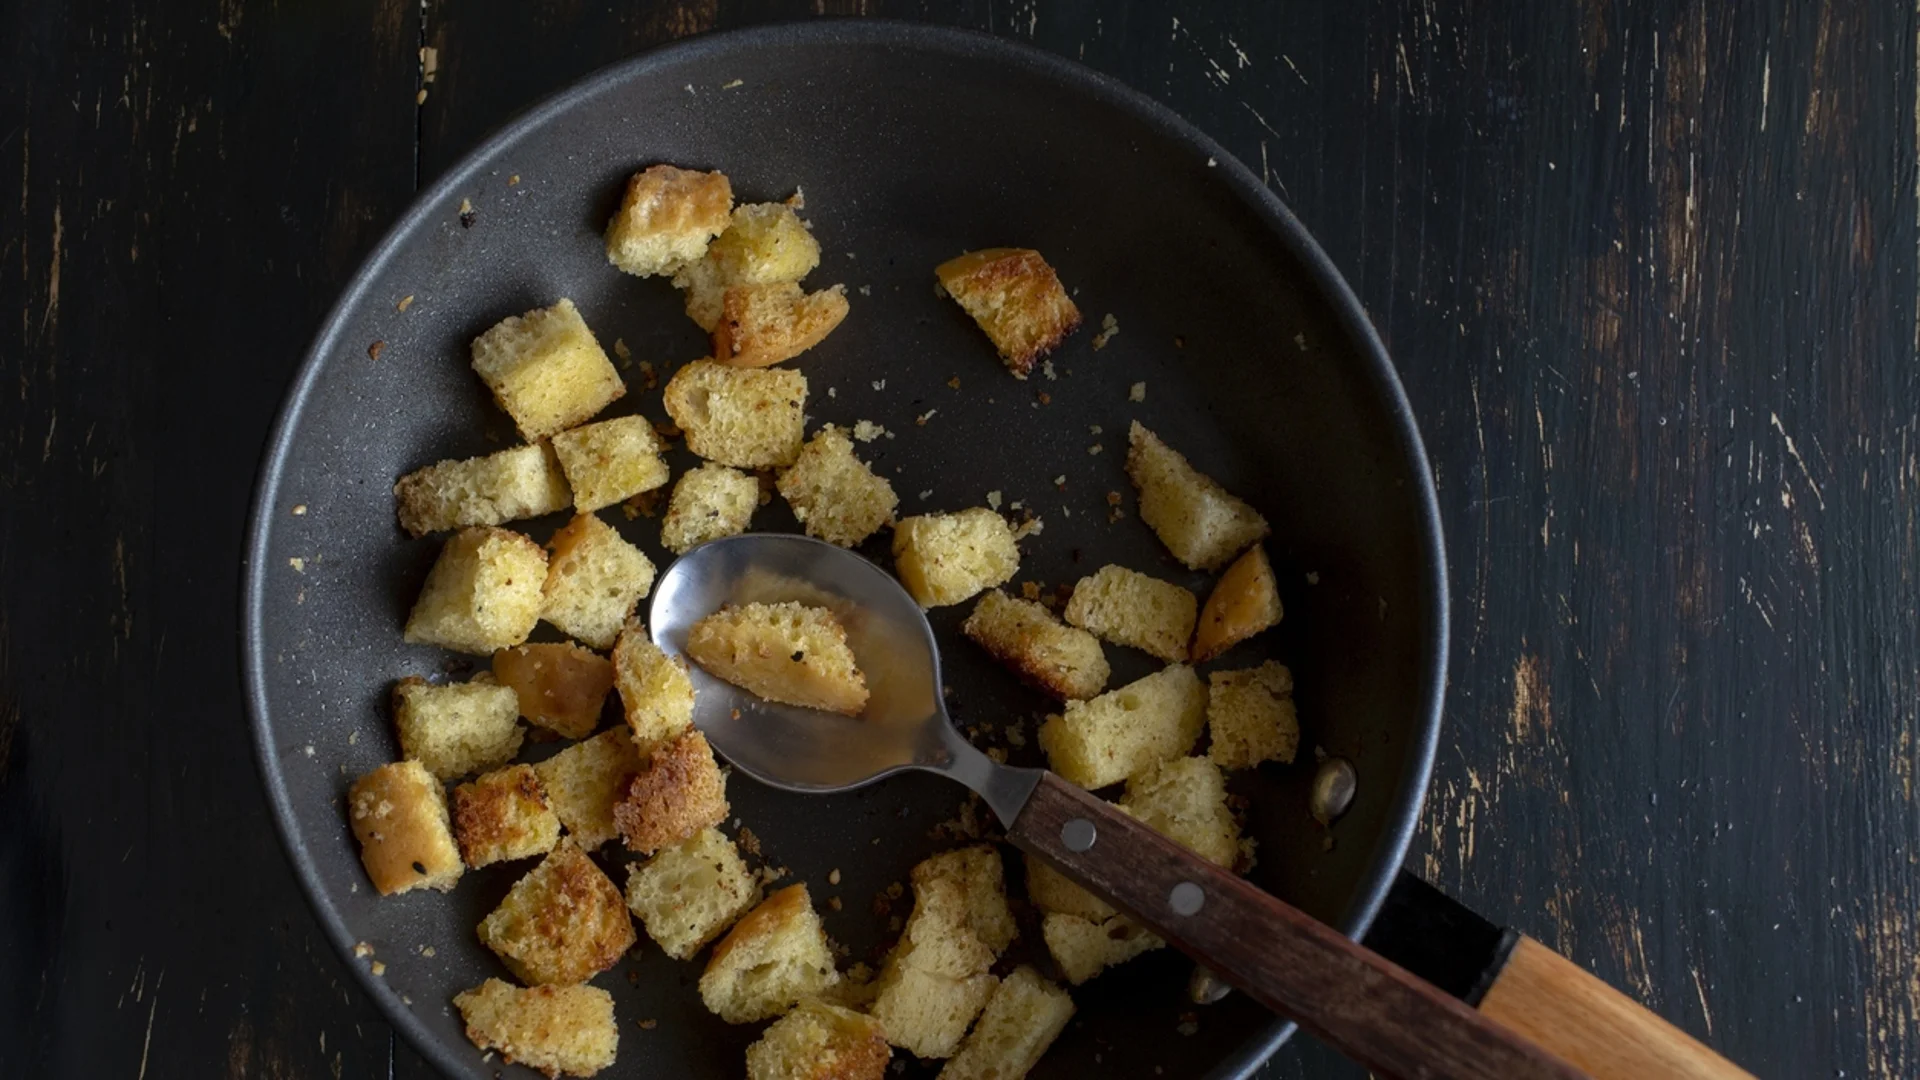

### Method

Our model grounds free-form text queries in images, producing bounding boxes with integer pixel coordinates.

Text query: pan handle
[1361,873,1753,1079]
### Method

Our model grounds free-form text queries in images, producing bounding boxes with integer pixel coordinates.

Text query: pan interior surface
[244,22,1444,1080]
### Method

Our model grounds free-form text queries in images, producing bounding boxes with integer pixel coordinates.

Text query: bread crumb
[1036,391,1051,405]
[1009,500,1023,510]
[637,360,657,390]
[508,174,520,186]
[370,961,387,976]
[417,88,429,105]
[1013,516,1043,539]
[1042,360,1058,381]
[858,285,872,296]
[829,868,842,885]
[1089,425,1102,435]
[1092,313,1120,349]
[916,409,937,426]
[721,78,744,89]
[458,197,474,225]
[421,945,436,958]
[986,491,1002,510]
[1129,381,1147,402]
[827,386,838,398]
[918,490,933,501]
[852,420,887,442]
[613,338,631,362]
[291,504,307,515]
[348,730,359,745]
[368,340,385,361]
[288,557,305,573]
[948,376,962,389]
[1294,333,1308,351]
[827,896,843,911]
[1206,156,1217,167]
[738,826,763,856]
[1052,475,1066,488]
[872,379,887,391]
[1306,572,1321,585]
[302,744,315,757]
[397,295,415,312]
[354,942,374,958]
[1088,444,1103,455]
[640,1017,659,1029]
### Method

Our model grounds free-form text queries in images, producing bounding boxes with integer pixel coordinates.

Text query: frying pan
[242,21,1692,1079]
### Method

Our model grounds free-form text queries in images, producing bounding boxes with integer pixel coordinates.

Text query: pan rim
[240,19,1447,1078]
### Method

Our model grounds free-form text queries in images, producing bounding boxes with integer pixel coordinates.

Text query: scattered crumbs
[828,868,842,886]
[884,881,905,901]
[1062,507,1071,518]
[291,504,307,516]
[368,340,385,361]
[918,490,933,501]
[685,83,696,95]
[915,409,937,426]
[420,946,436,958]
[947,376,962,390]
[1306,571,1321,585]
[787,187,805,209]
[288,557,306,573]
[858,285,872,297]
[638,360,657,390]
[871,379,887,391]
[1009,500,1024,511]
[652,419,683,442]
[420,45,438,82]
[295,589,305,605]
[885,430,897,440]
[458,198,476,228]
[1037,391,1052,406]
[302,744,316,758]
[1129,381,1147,402]
[1092,313,1120,349]
[852,420,886,442]
[1322,834,1336,851]
[1088,444,1104,455]
[416,88,428,105]
[353,942,374,959]
[827,386,838,398]
[370,961,387,977]
[508,174,520,186]
[827,896,843,911]
[1177,1017,1199,1036]
[721,78,744,89]
[1041,359,1058,381]
[1089,424,1103,435]
[613,338,632,363]
[348,730,359,745]
[845,251,856,260]
[737,826,762,856]
[731,708,743,721]
[396,294,415,312]
[1013,516,1044,539]
[986,490,1003,510]
[986,747,1009,763]
[1053,475,1067,488]
[1294,332,1308,352]
[1205,156,1218,167]
[1004,720,1027,748]
[639,1018,659,1030]
[1020,581,1042,601]
[625,489,665,519]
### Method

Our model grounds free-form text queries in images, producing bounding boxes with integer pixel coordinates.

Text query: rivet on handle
[1061,818,1097,852]
[1170,881,1205,916]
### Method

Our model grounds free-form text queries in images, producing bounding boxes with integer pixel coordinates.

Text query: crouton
[394,443,572,538]
[540,513,656,651]
[961,590,1109,701]
[890,876,998,979]
[454,979,618,1079]
[776,426,898,548]
[1063,565,1197,663]
[347,760,464,896]
[675,202,823,331]
[611,622,695,743]
[1121,756,1243,868]
[492,642,615,740]
[613,728,730,855]
[1206,661,1299,769]
[746,999,891,1080]
[624,826,758,960]
[892,508,1020,608]
[603,164,734,277]
[713,282,850,367]
[700,884,841,1023]
[934,248,1081,378]
[660,463,761,553]
[870,964,998,1060]
[478,838,636,986]
[663,360,808,468]
[550,416,671,513]
[911,847,1017,958]
[451,764,561,868]
[1125,422,1269,571]
[471,299,625,441]
[870,848,1014,1059]
[1191,545,1283,662]
[403,526,548,654]
[1041,913,1162,985]
[939,966,1076,1080]
[1037,664,1207,789]
[532,728,642,850]
[685,601,869,715]
[391,675,524,780]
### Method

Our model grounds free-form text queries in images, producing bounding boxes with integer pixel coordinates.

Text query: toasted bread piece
[701,884,841,1023]
[685,601,869,715]
[1191,545,1283,663]
[348,760,464,895]
[777,426,898,548]
[394,443,572,538]
[660,463,761,553]
[871,963,998,1061]
[539,513,656,650]
[452,763,562,868]
[624,826,758,960]
[550,416,671,513]
[911,847,1017,958]
[1041,912,1162,985]
[1121,756,1243,868]
[675,202,824,330]
[478,838,636,986]
[1063,565,1198,663]
[391,675,524,781]
[454,978,618,1079]
[746,998,891,1080]
[938,966,1075,1080]
[492,642,614,740]
[934,248,1081,378]
[613,729,730,855]
[1037,664,1207,789]
[713,282,850,367]
[961,590,1108,701]
[1206,661,1299,769]
[604,164,734,277]
[663,359,808,468]
[532,728,643,850]
[611,622,695,743]
[892,508,1021,608]
[1125,422,1269,571]
[404,526,548,654]
[471,299,625,441]
[870,847,1015,1059]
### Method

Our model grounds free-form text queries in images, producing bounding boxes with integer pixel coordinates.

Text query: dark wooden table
[3,2,1911,1076]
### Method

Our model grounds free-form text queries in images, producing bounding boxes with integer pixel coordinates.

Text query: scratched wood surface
[1,1,1912,1077]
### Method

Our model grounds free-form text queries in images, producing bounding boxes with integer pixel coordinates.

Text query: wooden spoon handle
[1009,772,1585,1080]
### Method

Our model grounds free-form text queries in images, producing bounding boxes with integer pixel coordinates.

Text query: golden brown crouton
[470,299,625,441]
[935,248,1081,378]
[451,763,562,868]
[604,164,734,277]
[939,966,1076,1080]
[403,526,548,655]
[1191,545,1283,663]
[624,826,758,961]
[746,998,891,1080]
[394,443,572,538]
[892,508,1021,608]
[685,601,869,715]
[347,760,464,896]
[550,415,671,513]
[492,642,615,740]
[713,282,850,368]
[478,838,636,986]
[1063,565,1198,664]
[540,513,656,651]
[675,202,824,330]
[663,360,808,468]
[391,675,524,781]
[701,884,841,1023]
[1206,661,1299,769]
[613,729,730,855]
[961,590,1109,701]
[1125,422,1269,571]
[532,728,643,850]
[659,463,761,554]
[611,622,695,743]
[454,979,618,1079]
[1040,912,1162,985]
[776,426,898,548]
[1037,664,1207,789]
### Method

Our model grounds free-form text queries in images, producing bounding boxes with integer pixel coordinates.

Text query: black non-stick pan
[243,20,1600,1080]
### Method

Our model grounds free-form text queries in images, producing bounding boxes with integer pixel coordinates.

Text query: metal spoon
[649,534,1581,1080]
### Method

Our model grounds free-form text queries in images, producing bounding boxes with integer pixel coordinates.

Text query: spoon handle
[1008,772,1586,1080]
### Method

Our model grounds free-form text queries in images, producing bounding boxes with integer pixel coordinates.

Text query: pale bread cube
[611,622,695,743]
[550,416,670,513]
[892,508,1020,608]
[540,513,656,650]
[934,248,1081,378]
[746,999,891,1080]
[492,642,615,740]
[603,164,734,277]
[391,675,524,781]
[1041,912,1162,985]
[1125,422,1269,571]
[776,425,898,548]
[685,601,869,715]
[612,729,729,855]
[939,966,1076,1080]
[451,763,561,868]
[347,760,463,896]
[478,838,636,986]
[1206,661,1299,769]
[870,847,1014,1060]
[403,526,548,655]
[532,728,642,850]
[700,884,841,1023]
[624,826,758,960]
[674,202,823,330]
[394,443,571,538]
[1121,756,1243,868]
[454,979,618,1079]
[663,359,808,468]
[911,847,1016,958]
[660,463,761,554]
[713,282,850,368]
[470,299,625,441]
[1063,565,1197,663]
[1037,664,1206,789]
[962,590,1108,701]
[870,963,998,1060]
